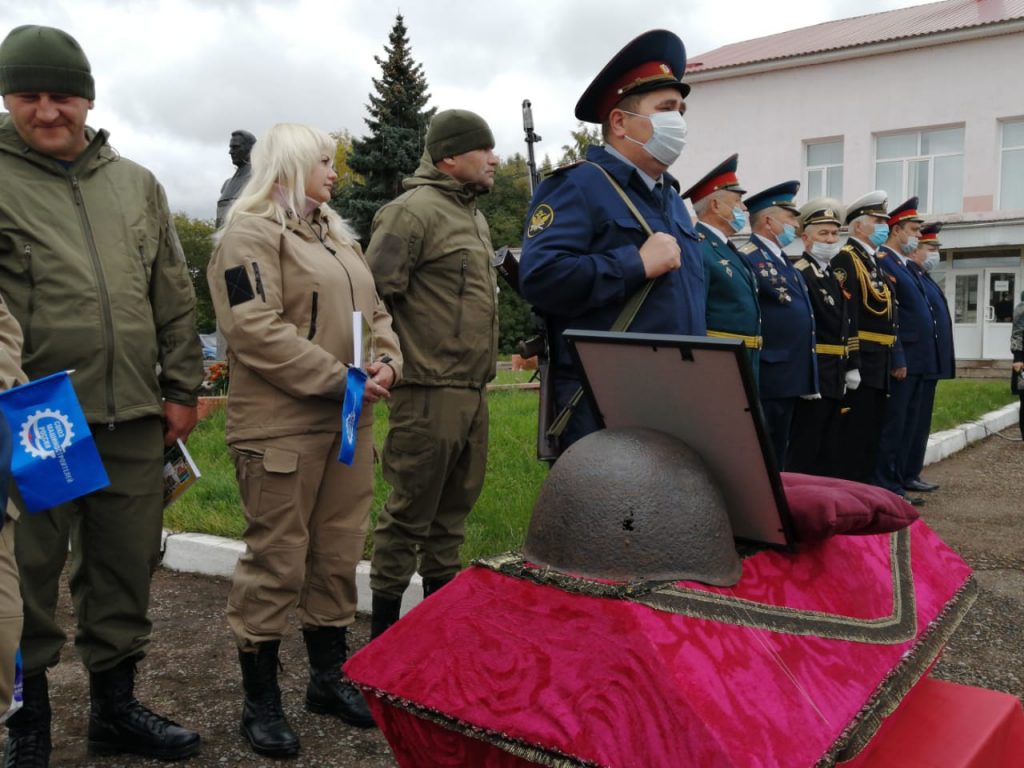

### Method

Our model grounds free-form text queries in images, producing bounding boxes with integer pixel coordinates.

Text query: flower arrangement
[202,361,229,396]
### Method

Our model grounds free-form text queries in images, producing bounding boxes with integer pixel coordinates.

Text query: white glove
[845,369,862,391]
[800,392,822,401]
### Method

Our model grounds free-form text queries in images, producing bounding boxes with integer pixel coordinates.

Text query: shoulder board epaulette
[738,242,759,255]
[840,243,857,254]
[876,250,889,260]
[793,257,811,271]
[546,160,585,178]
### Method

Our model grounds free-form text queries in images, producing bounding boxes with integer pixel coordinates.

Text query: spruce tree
[333,14,435,243]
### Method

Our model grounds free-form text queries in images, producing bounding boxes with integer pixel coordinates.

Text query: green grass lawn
[930,378,1017,431]
[166,378,1017,560]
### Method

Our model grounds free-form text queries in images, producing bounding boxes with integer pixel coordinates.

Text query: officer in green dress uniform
[682,154,761,386]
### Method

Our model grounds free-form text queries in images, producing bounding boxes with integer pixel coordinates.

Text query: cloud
[1,0,931,217]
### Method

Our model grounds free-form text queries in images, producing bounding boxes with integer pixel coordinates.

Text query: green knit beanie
[0,25,94,99]
[426,109,494,162]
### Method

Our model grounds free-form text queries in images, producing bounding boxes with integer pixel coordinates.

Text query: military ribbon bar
[0,371,110,513]
[338,366,368,466]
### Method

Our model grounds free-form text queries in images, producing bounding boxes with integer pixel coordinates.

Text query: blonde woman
[209,123,401,757]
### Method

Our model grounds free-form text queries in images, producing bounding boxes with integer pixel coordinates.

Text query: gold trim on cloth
[815,343,847,356]
[479,529,918,644]
[350,686,603,768]
[823,576,978,766]
[707,330,763,349]
[858,331,897,346]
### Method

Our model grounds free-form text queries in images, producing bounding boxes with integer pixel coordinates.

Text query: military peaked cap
[887,196,924,227]
[575,29,689,123]
[845,190,888,225]
[799,197,845,228]
[919,221,943,246]
[681,153,746,203]
[744,181,800,216]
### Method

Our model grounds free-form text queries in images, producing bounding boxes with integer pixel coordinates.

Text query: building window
[875,127,964,214]
[805,140,843,200]
[1000,119,1024,210]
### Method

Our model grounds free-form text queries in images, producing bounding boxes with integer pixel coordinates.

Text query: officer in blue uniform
[875,197,936,503]
[738,181,817,470]
[903,222,955,491]
[788,198,853,477]
[831,191,895,485]
[682,154,761,385]
[520,29,705,452]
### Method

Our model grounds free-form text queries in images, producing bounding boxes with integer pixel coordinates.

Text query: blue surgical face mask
[901,235,920,255]
[728,206,747,233]
[869,223,890,247]
[775,222,797,248]
[924,252,940,272]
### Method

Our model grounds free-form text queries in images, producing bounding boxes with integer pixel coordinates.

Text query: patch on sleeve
[833,267,847,285]
[527,204,554,238]
[224,265,255,307]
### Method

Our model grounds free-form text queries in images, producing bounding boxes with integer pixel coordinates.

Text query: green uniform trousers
[15,417,164,676]
[227,426,373,651]
[371,386,489,598]
[0,511,21,718]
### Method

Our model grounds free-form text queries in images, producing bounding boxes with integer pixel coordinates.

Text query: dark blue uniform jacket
[741,235,817,399]
[910,261,956,380]
[877,246,938,376]
[520,145,706,373]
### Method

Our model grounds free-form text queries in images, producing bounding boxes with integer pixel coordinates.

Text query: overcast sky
[2,0,931,219]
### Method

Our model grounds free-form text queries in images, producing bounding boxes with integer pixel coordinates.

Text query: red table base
[842,677,1024,767]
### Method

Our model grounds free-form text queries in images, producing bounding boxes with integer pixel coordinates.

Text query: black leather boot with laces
[238,642,300,758]
[87,658,201,760]
[3,673,51,768]
[303,626,375,728]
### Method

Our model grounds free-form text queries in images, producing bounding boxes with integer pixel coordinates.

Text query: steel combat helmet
[524,427,742,586]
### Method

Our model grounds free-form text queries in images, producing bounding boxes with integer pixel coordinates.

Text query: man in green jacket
[366,109,499,637]
[0,25,203,766]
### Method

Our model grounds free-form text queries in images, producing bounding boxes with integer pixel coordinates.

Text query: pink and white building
[676,0,1024,361]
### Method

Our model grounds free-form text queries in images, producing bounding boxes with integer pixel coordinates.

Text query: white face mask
[924,252,940,272]
[810,241,841,261]
[622,110,688,166]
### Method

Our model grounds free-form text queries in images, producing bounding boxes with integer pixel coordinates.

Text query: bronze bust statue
[215,129,256,227]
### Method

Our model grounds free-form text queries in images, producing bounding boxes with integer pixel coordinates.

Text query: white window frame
[803,138,844,201]
[998,117,1024,210]
[873,126,964,215]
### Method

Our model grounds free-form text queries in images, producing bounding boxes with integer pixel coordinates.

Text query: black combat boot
[369,592,402,640]
[3,673,51,768]
[422,575,454,599]
[238,642,300,758]
[87,658,201,760]
[302,627,375,729]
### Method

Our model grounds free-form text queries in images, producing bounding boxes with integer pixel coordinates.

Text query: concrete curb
[161,400,1021,615]
[922,401,1020,466]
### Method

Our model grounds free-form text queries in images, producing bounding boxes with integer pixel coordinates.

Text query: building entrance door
[981,269,1016,360]
[952,271,981,359]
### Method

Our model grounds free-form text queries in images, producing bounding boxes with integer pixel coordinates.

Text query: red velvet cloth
[346,521,974,767]
[781,471,919,541]
[841,677,1024,767]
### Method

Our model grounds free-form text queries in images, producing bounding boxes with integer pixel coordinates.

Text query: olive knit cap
[0,25,95,99]
[425,109,494,162]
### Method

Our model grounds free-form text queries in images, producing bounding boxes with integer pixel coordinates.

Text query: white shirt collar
[753,233,782,259]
